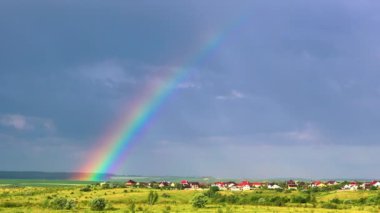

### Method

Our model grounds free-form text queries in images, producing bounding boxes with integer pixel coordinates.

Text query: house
[170,182,176,188]
[343,182,358,191]
[287,180,297,190]
[159,181,169,188]
[267,183,282,189]
[370,180,380,188]
[297,181,307,189]
[125,180,136,187]
[199,183,208,189]
[242,185,251,191]
[361,182,372,190]
[226,181,237,188]
[237,181,251,191]
[148,181,157,188]
[288,184,297,190]
[181,180,189,186]
[213,182,227,190]
[230,186,241,191]
[311,181,326,188]
[189,182,200,190]
[251,182,263,188]
[136,182,148,188]
[326,180,338,186]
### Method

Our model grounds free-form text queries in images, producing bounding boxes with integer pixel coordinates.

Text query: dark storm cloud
[1,0,380,178]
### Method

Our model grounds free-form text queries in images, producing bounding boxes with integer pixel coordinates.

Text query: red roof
[127,179,136,184]
[238,181,250,187]
[251,182,262,186]
[215,182,225,185]
[181,180,188,184]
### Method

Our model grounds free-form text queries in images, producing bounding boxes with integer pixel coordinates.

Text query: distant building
[181,180,189,186]
[251,182,263,188]
[213,182,227,190]
[287,180,297,190]
[136,182,148,188]
[189,182,200,190]
[237,181,251,191]
[361,182,372,190]
[371,180,380,188]
[125,180,136,187]
[343,182,358,191]
[311,181,326,188]
[159,181,169,188]
[268,183,282,189]
[326,180,338,186]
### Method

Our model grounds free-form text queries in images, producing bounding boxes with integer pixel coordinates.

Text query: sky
[1,0,380,179]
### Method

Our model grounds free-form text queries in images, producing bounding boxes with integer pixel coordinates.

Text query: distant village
[105,179,380,191]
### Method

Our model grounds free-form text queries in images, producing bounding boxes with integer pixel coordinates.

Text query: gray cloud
[0,114,55,132]
[216,90,246,100]
[1,0,380,177]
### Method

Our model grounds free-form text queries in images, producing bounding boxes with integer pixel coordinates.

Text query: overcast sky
[1,0,380,179]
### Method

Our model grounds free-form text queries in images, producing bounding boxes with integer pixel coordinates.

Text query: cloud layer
[1,0,380,178]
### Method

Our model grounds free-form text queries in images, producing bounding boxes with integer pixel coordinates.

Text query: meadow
[0,180,380,212]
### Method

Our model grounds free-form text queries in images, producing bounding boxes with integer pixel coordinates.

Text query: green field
[0,180,380,212]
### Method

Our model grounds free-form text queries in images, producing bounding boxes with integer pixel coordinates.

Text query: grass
[0,181,379,212]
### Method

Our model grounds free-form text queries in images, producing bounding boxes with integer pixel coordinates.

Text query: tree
[175,183,184,190]
[204,186,219,198]
[190,193,208,208]
[147,191,159,205]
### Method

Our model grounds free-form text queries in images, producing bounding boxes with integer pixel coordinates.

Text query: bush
[128,202,136,213]
[330,198,341,204]
[258,198,266,204]
[269,196,289,206]
[147,191,159,205]
[343,199,353,205]
[162,193,171,198]
[225,194,240,204]
[190,193,208,208]
[101,183,110,189]
[357,197,367,205]
[90,198,106,211]
[204,186,219,198]
[49,197,67,210]
[1,201,22,208]
[321,202,338,209]
[80,185,92,192]
[66,199,76,210]
[162,205,171,213]
[291,195,308,203]
[45,197,76,210]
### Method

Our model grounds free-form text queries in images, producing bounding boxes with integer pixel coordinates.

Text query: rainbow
[74,16,247,181]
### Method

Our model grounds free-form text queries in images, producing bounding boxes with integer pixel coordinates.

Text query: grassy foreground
[0,180,380,212]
